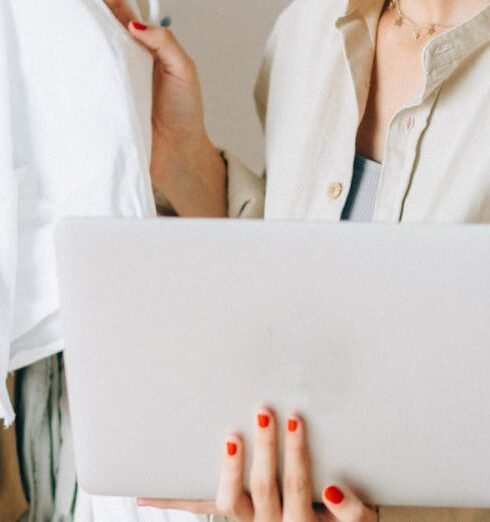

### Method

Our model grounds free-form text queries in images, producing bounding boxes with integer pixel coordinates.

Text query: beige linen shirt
[223,0,490,520]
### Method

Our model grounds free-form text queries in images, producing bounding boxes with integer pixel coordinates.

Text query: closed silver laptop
[55,218,490,508]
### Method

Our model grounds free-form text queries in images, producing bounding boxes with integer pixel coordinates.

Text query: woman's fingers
[104,0,196,82]
[215,436,254,521]
[250,408,282,521]
[103,0,136,27]
[282,415,315,519]
[136,498,216,514]
[128,22,196,81]
[140,413,377,522]
[323,485,378,522]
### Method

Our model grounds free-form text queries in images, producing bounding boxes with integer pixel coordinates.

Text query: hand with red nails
[138,409,378,522]
[103,0,227,217]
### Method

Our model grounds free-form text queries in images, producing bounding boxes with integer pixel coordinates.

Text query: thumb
[128,21,194,80]
[323,485,378,522]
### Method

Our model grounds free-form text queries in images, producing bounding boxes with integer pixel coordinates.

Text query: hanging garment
[0,1,218,520]
[0,0,19,425]
[16,355,76,522]
[0,0,160,424]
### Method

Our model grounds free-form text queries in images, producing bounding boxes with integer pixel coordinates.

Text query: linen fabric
[0,2,216,520]
[225,0,490,225]
[221,0,490,520]
[0,0,160,424]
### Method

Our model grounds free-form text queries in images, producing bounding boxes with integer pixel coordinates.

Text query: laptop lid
[55,218,490,508]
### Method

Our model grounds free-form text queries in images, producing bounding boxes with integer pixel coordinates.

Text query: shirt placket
[317,7,380,221]
[372,91,440,223]
[371,36,460,224]
[373,7,490,222]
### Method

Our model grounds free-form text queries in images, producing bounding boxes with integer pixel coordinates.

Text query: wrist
[192,134,228,217]
[151,131,228,217]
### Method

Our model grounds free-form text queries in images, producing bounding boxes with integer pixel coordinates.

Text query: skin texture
[356,0,490,162]
[103,1,227,217]
[104,0,489,519]
[137,410,377,522]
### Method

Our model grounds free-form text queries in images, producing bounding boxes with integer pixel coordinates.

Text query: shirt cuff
[222,150,265,219]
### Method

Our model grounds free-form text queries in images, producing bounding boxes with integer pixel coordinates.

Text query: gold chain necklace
[389,0,454,40]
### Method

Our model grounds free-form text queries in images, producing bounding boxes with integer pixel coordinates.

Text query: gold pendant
[427,24,437,36]
[395,15,403,27]
[413,30,421,40]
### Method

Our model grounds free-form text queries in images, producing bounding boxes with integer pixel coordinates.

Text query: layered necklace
[389,0,454,40]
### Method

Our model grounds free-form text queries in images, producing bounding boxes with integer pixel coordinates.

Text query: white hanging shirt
[0,0,162,424]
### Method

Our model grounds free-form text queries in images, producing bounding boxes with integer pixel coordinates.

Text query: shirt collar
[422,5,490,96]
[338,1,490,99]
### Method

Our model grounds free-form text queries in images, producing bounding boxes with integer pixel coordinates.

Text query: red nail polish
[132,21,148,30]
[257,413,270,428]
[288,418,298,432]
[227,442,237,456]
[324,485,345,504]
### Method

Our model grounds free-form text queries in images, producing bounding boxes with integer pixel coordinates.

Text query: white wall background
[161,0,292,175]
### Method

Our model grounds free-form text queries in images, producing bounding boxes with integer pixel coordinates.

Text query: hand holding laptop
[136,408,376,521]
[56,219,490,509]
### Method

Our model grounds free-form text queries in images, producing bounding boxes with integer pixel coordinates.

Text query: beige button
[326,182,343,199]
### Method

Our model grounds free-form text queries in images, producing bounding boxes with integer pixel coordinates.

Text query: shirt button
[326,182,343,199]
[405,115,415,131]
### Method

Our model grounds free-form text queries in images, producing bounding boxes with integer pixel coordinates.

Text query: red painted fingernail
[324,485,345,504]
[288,418,298,432]
[132,21,148,30]
[227,442,237,456]
[257,413,270,428]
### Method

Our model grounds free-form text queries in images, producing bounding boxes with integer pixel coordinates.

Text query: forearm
[151,132,227,218]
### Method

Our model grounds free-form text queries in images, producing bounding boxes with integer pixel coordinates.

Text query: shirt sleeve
[222,13,282,220]
[223,149,265,219]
